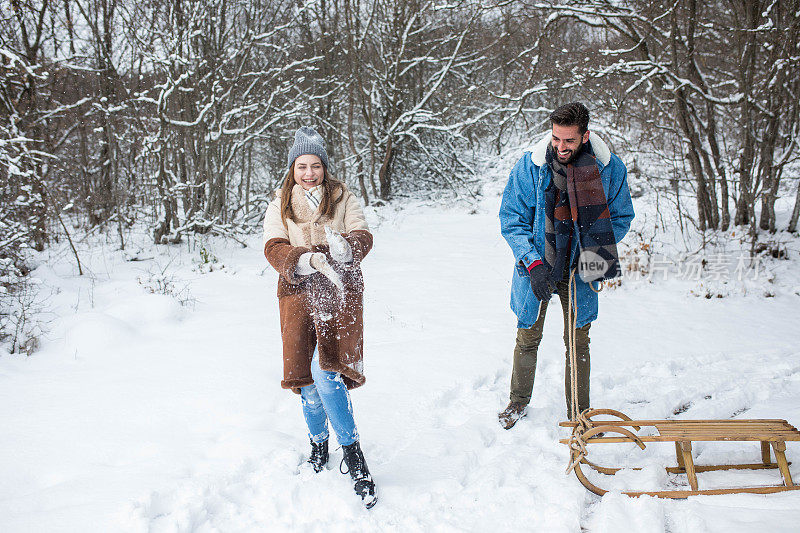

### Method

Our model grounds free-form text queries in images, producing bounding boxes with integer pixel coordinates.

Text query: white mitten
[295,252,318,276]
[295,252,344,291]
[310,252,344,292]
[308,252,328,272]
[325,226,352,264]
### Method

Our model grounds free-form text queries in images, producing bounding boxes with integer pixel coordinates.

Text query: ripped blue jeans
[300,349,359,446]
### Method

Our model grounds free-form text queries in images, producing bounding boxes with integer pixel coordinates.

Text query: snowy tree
[1,0,50,250]
[2,0,799,252]
[536,0,800,233]
[129,0,318,243]
[0,47,48,352]
[340,0,496,201]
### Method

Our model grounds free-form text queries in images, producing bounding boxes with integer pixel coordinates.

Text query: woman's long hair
[279,165,345,224]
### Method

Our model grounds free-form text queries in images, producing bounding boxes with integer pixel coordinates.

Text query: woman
[262,126,377,508]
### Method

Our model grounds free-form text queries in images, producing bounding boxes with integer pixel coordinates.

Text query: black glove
[528,263,554,301]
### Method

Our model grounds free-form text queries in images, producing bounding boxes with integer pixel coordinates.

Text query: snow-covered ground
[2,178,799,532]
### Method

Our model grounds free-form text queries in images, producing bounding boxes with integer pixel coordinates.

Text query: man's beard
[556,141,588,165]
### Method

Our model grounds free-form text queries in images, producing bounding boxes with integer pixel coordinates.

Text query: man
[497,102,634,429]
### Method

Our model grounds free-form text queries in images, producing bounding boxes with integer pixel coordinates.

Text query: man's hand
[528,263,554,301]
[325,226,352,264]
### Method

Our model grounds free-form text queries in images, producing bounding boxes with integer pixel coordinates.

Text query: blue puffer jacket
[499,132,635,329]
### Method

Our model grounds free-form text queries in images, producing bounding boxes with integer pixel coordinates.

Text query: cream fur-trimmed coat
[262,183,373,392]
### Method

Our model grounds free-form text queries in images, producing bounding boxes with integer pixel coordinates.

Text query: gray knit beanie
[287,126,329,169]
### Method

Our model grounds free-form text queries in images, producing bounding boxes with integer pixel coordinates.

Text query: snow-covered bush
[0,48,48,353]
[136,264,194,308]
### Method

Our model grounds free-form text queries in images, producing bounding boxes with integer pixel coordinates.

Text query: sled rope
[568,269,579,422]
[567,269,603,422]
[565,410,593,473]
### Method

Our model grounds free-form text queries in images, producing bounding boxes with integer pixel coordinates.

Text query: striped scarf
[544,142,620,283]
[305,185,323,211]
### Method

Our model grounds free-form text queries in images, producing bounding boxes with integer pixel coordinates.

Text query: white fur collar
[529,131,611,167]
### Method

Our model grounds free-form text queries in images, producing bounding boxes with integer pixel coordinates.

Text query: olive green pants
[509,274,591,416]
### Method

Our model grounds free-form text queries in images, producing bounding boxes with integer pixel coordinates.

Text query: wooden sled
[559,408,800,498]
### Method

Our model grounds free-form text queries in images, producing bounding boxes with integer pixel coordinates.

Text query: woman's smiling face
[293,154,325,190]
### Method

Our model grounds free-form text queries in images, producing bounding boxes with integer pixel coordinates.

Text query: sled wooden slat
[559,434,800,444]
[622,486,800,498]
[562,410,800,498]
[560,419,796,428]
[665,462,790,474]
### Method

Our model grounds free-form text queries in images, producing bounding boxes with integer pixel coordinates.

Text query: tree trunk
[671,9,716,230]
[705,108,730,229]
[758,153,779,233]
[378,136,394,201]
[347,97,369,205]
[734,0,760,227]
[789,179,800,233]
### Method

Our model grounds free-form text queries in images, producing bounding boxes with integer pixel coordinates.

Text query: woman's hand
[295,252,320,276]
[325,226,352,264]
[296,252,344,291]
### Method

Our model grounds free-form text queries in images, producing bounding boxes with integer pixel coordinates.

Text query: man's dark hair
[549,102,590,134]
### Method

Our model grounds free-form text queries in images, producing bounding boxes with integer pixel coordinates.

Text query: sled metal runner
[559,408,800,498]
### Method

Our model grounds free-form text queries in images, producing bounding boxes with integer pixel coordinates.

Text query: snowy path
[1,195,799,532]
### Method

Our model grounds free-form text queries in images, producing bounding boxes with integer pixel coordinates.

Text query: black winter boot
[340,441,377,508]
[307,439,328,473]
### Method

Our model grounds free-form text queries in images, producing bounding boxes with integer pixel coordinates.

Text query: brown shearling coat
[263,184,373,392]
